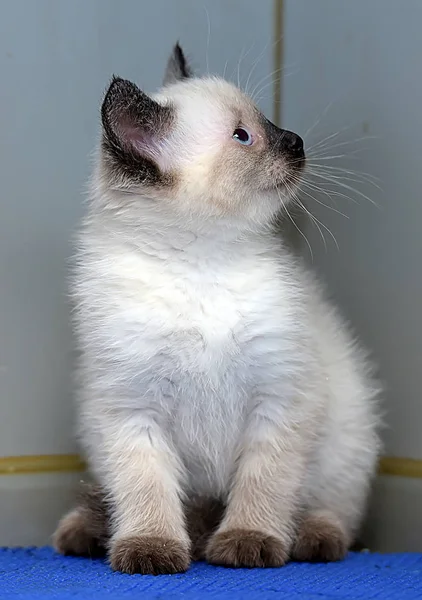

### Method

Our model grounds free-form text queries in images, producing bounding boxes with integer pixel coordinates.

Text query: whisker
[302,101,338,141]
[306,171,381,194]
[306,152,360,162]
[230,42,252,86]
[276,185,314,261]
[236,39,259,90]
[253,70,296,105]
[307,163,381,185]
[305,127,356,153]
[306,171,380,208]
[298,196,339,251]
[305,133,379,162]
[306,167,380,191]
[249,68,284,100]
[244,40,267,96]
[299,177,357,206]
[295,196,327,252]
[244,34,288,96]
[298,184,350,219]
[236,46,245,89]
[307,135,379,155]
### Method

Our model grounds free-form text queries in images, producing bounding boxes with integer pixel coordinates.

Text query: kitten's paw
[206,529,288,568]
[109,536,190,575]
[292,514,348,562]
[53,509,105,557]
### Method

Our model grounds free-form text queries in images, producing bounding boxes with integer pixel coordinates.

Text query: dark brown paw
[292,514,348,562]
[53,509,105,557]
[206,529,288,568]
[109,536,190,575]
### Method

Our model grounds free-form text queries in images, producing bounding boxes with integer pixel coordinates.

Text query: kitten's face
[100,44,305,227]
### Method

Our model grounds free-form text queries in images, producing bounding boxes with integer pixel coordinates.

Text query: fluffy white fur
[71,49,380,569]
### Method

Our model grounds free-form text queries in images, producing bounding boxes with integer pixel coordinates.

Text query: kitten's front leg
[94,411,190,574]
[206,395,306,568]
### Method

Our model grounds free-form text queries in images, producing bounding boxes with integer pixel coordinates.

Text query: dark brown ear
[163,43,193,86]
[101,76,174,186]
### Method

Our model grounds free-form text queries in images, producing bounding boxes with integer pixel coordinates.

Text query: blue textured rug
[1,548,422,599]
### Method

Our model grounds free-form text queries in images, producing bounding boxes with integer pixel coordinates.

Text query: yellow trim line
[378,456,422,479]
[0,454,86,475]
[0,454,422,478]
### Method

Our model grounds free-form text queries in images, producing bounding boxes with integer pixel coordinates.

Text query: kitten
[53,44,380,574]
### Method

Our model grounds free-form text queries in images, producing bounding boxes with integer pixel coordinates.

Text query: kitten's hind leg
[53,483,109,557]
[291,510,348,562]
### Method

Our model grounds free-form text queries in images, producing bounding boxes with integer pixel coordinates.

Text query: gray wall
[283,0,422,550]
[1,0,420,551]
[0,0,274,458]
[0,0,274,544]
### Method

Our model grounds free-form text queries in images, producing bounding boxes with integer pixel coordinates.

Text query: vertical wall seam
[273,0,283,126]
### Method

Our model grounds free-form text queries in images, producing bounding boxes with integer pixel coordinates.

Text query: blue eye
[233,127,253,146]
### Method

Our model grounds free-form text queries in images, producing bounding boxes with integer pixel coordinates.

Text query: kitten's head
[99,44,305,228]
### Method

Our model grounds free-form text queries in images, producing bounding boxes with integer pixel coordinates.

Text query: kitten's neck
[90,188,281,259]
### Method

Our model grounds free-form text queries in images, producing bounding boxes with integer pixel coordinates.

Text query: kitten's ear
[100,76,173,184]
[163,43,193,85]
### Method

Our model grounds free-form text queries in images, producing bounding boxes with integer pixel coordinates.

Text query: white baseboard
[363,475,422,552]
[0,473,81,547]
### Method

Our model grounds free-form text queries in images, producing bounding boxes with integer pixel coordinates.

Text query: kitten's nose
[282,130,304,158]
[262,117,305,163]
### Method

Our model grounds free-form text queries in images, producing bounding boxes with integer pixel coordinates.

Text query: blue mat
[1,548,422,599]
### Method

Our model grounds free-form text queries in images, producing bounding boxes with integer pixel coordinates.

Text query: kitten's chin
[268,161,306,194]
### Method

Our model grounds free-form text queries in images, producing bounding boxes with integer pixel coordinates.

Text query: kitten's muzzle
[262,117,305,166]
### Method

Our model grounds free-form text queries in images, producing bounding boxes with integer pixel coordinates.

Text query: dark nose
[282,130,304,158]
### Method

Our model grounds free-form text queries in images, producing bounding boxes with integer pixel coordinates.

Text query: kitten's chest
[171,285,243,367]
[104,246,286,381]
[136,274,254,494]
[134,268,261,372]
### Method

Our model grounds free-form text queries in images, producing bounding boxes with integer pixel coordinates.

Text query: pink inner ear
[117,119,154,156]
[116,117,169,171]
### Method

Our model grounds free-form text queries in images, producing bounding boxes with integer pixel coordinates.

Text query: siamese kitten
[54,44,380,574]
